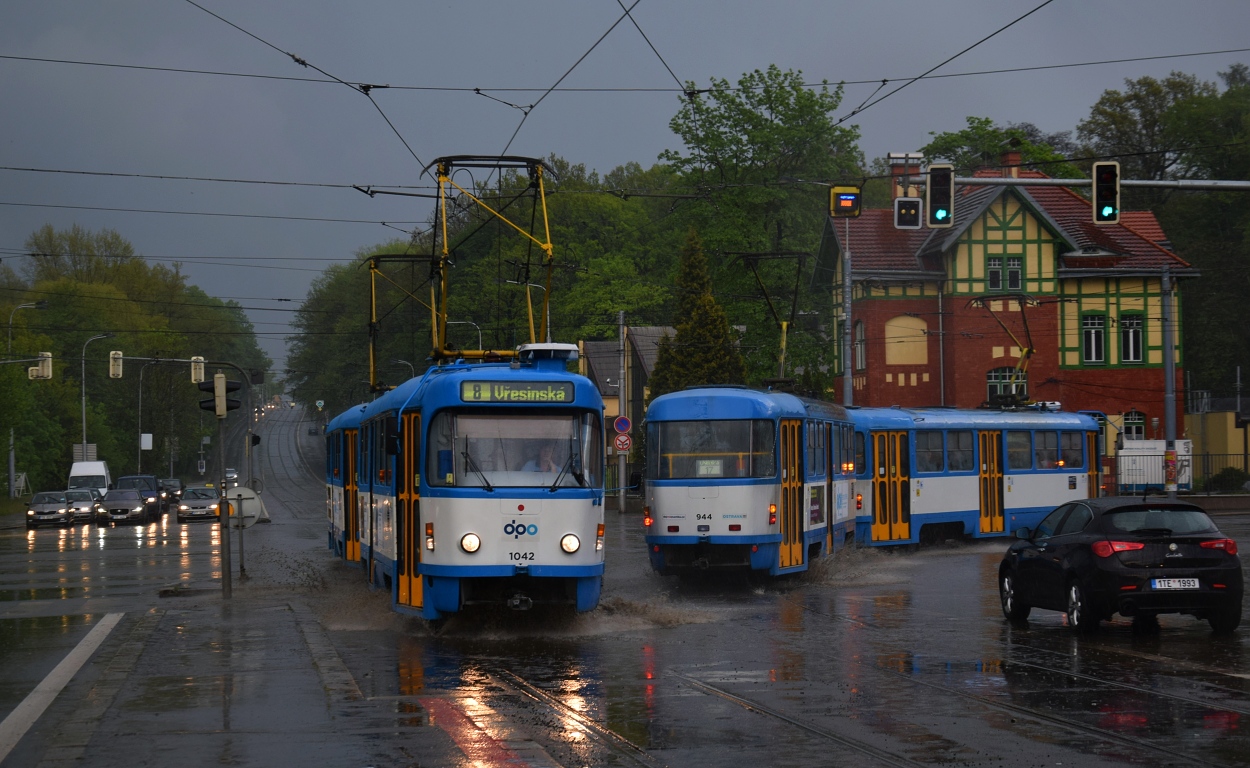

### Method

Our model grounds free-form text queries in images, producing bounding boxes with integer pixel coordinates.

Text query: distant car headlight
[560,534,581,553]
[460,533,481,553]
[132,506,144,513]
[145,496,156,503]
[58,508,67,513]
[209,503,218,510]
[179,504,189,511]
[26,510,34,516]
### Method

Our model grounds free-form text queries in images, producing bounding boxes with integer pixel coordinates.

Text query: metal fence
[1109,453,1250,495]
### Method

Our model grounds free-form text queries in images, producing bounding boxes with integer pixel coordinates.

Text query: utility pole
[618,311,626,514]
[842,216,853,406]
[1161,268,1177,499]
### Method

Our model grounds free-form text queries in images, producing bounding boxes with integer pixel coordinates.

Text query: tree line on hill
[1,224,270,494]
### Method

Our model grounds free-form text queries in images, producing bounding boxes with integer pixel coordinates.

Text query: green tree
[920,116,1083,178]
[646,230,746,401]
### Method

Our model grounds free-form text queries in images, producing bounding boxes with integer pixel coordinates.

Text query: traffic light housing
[926,164,955,228]
[1092,160,1120,224]
[109,350,123,379]
[829,186,862,218]
[191,356,205,383]
[894,197,922,230]
[28,352,52,380]
[198,372,241,418]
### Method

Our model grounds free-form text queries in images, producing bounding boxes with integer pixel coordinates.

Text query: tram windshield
[647,419,776,480]
[426,411,602,489]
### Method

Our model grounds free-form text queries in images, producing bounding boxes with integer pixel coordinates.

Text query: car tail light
[1092,540,1145,558]
[768,504,777,525]
[1201,539,1239,555]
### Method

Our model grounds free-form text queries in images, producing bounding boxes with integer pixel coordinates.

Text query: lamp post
[446,320,483,351]
[8,301,47,498]
[80,333,114,459]
[506,281,551,343]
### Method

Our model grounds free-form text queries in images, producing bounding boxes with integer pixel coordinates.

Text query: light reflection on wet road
[1,407,1249,766]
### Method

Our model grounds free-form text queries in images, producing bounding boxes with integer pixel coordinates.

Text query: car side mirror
[1014,527,1032,540]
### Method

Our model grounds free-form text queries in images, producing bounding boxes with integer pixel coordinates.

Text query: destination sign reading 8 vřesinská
[460,381,574,403]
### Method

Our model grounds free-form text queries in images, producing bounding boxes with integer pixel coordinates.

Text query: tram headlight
[460,533,481,553]
[560,534,581,554]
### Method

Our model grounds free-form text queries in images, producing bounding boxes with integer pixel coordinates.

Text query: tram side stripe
[0,612,124,763]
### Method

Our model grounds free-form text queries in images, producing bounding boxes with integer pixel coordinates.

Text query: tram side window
[805,422,826,477]
[1060,432,1083,468]
[1006,431,1032,470]
[947,430,974,471]
[1034,431,1059,469]
[854,431,866,475]
[915,430,944,473]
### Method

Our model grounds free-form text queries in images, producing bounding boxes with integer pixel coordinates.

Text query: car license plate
[1152,578,1199,590]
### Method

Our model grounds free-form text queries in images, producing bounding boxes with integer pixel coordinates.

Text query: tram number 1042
[509,552,535,562]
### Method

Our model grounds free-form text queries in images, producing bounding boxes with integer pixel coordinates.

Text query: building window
[1006,257,1022,291]
[853,321,866,371]
[1082,314,1105,364]
[987,367,1027,402]
[1120,314,1143,364]
[987,257,1002,291]
[884,315,928,365]
[1123,410,1145,441]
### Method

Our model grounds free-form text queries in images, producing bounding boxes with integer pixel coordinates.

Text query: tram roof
[847,406,1100,431]
[647,386,848,422]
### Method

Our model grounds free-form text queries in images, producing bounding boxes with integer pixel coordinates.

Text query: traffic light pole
[217,413,231,599]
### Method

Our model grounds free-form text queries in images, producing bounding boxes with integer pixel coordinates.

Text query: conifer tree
[646,229,746,402]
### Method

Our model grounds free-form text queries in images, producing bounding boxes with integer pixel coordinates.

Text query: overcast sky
[2,0,1247,371]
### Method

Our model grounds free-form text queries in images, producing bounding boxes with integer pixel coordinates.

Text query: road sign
[613,416,632,434]
[614,433,632,452]
[315,399,324,410]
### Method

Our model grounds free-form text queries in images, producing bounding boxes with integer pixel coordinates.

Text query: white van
[68,461,111,497]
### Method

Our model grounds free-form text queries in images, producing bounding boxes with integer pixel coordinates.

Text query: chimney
[1001,139,1022,178]
[888,152,924,199]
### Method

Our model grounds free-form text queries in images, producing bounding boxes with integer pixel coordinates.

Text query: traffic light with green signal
[1092,161,1120,224]
[926,164,955,228]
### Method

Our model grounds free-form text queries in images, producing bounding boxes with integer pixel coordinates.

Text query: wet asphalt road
[1,405,1249,767]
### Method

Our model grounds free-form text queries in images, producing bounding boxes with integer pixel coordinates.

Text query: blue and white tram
[848,407,1101,546]
[643,387,856,576]
[325,343,606,619]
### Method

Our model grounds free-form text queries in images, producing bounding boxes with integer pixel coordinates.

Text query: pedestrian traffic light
[829,186,862,218]
[190,356,205,384]
[1092,160,1120,224]
[894,197,922,230]
[926,164,955,228]
[28,352,52,380]
[198,372,241,418]
[109,350,123,379]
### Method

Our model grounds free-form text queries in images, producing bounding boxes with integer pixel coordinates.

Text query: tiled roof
[627,326,676,377]
[828,169,1190,275]
[581,340,619,397]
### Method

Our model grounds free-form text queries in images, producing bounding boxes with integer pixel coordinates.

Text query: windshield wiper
[550,453,587,491]
[461,451,494,492]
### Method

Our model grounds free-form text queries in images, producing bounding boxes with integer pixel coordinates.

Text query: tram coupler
[506,593,534,611]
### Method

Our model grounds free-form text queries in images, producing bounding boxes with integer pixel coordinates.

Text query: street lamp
[446,320,483,351]
[81,333,114,458]
[390,359,415,378]
[9,301,47,499]
[7,300,47,353]
[505,281,551,343]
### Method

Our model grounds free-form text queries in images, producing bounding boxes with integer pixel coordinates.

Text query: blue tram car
[325,343,606,619]
[848,406,1101,546]
[643,387,856,576]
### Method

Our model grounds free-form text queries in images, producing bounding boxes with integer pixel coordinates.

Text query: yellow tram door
[778,419,804,569]
[1085,431,1099,498]
[397,413,423,609]
[344,429,361,562]
[978,431,1005,534]
[870,431,911,542]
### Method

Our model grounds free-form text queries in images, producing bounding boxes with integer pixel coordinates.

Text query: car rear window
[1102,507,1218,535]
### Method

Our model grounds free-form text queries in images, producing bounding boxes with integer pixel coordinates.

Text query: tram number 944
[509,552,535,562]
[696,514,712,520]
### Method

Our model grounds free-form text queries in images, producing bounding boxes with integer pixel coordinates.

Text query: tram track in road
[776,596,1245,767]
[254,406,321,516]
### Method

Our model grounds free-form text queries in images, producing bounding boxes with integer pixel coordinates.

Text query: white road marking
[0,612,125,762]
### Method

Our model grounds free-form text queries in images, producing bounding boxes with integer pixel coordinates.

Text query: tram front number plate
[1152,578,1198,590]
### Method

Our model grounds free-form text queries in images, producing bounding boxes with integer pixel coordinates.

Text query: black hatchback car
[999,497,1243,634]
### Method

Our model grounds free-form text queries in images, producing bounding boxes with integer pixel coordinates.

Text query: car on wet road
[159,477,184,502]
[98,489,152,525]
[114,474,164,516]
[25,491,71,528]
[176,486,220,523]
[64,489,101,523]
[225,468,238,487]
[999,497,1244,634]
